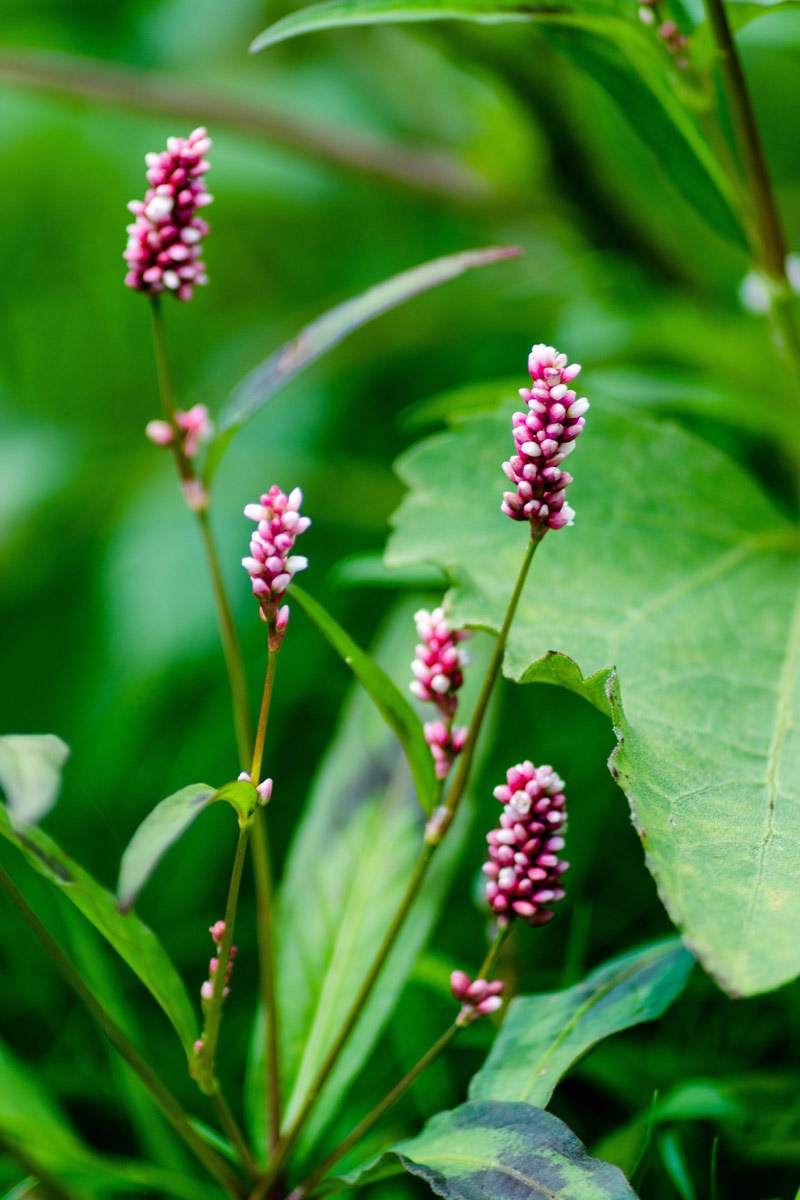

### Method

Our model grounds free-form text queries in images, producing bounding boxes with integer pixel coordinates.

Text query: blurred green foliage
[2,0,800,1197]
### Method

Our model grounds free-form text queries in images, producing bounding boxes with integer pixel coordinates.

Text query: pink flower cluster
[637,0,689,67]
[483,761,568,927]
[242,487,310,643]
[501,345,589,535]
[450,971,505,1025]
[124,127,212,301]
[409,607,471,780]
[145,404,213,458]
[194,921,236,1053]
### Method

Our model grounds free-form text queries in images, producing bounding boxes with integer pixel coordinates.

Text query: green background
[1,1,800,1196]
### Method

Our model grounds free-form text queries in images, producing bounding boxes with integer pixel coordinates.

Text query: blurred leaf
[658,1130,696,1200]
[116,779,257,912]
[251,4,742,243]
[386,403,800,996]
[0,801,198,1055]
[390,1101,639,1198]
[292,585,438,812]
[726,0,800,30]
[246,600,471,1157]
[204,246,522,482]
[0,735,70,825]
[469,938,693,1105]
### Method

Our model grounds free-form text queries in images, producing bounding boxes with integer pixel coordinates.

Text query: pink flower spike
[484,760,568,928]
[452,971,506,1025]
[411,606,472,779]
[243,486,311,646]
[501,344,588,537]
[124,127,213,300]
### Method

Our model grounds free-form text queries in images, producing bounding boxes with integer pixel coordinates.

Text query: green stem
[212,1091,260,1181]
[196,508,254,768]
[149,296,194,481]
[288,927,511,1200]
[149,296,282,1151]
[0,864,246,1199]
[198,823,252,1093]
[704,0,800,387]
[252,539,538,1197]
[251,648,278,787]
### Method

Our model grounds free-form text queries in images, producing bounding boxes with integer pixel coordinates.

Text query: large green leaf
[292,586,438,813]
[0,734,69,825]
[391,1101,639,1198]
[117,779,257,912]
[202,246,521,483]
[470,939,693,1105]
[0,801,198,1055]
[246,599,483,1157]
[386,397,800,996]
[250,2,742,245]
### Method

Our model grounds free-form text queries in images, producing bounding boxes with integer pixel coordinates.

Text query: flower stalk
[704,0,800,389]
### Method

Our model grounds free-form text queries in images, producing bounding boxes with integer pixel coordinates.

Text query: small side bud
[145,419,174,446]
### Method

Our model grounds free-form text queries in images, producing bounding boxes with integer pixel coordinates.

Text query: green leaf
[292,586,438,813]
[203,245,521,483]
[0,801,198,1055]
[116,779,257,912]
[249,2,742,244]
[386,400,800,996]
[0,734,70,824]
[470,939,693,1105]
[246,599,479,1157]
[391,1100,639,1198]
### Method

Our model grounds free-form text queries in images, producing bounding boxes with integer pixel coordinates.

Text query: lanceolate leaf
[0,734,70,825]
[250,1,742,244]
[246,600,477,1157]
[292,585,438,812]
[386,398,800,996]
[0,801,198,1054]
[116,779,258,913]
[203,246,521,483]
[392,1101,639,1199]
[470,939,693,1105]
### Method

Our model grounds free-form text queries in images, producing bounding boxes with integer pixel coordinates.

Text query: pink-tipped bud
[256,778,273,805]
[145,419,174,446]
[453,971,506,1025]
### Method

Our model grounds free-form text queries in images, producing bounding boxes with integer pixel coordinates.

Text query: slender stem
[290,1025,458,1200]
[212,1091,260,1181]
[439,537,539,828]
[251,648,279,786]
[252,539,538,1197]
[704,0,800,385]
[251,814,282,1154]
[149,295,282,1151]
[0,865,246,1199]
[149,296,194,481]
[198,823,252,1093]
[288,927,512,1200]
[196,508,254,768]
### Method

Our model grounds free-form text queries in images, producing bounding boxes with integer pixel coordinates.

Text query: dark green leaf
[0,801,198,1054]
[203,246,521,482]
[386,401,800,996]
[0,734,70,825]
[292,585,438,812]
[250,2,742,244]
[116,779,257,912]
[470,939,693,1105]
[392,1100,639,1198]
